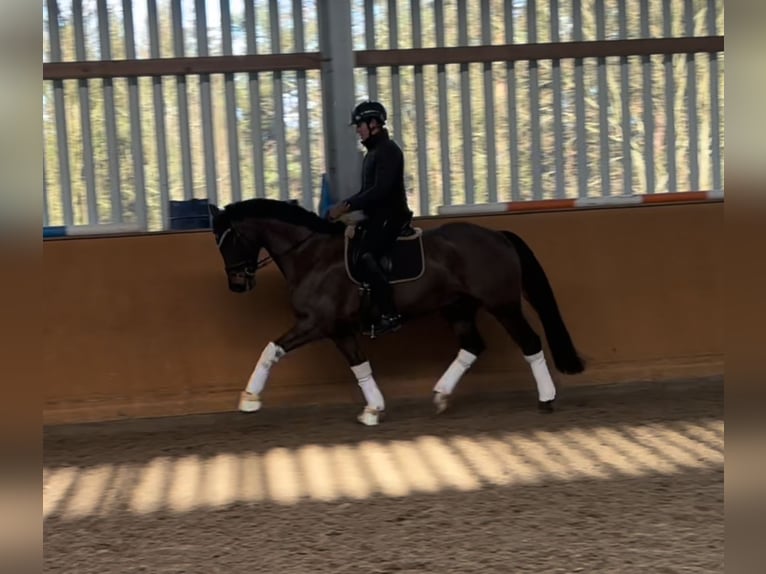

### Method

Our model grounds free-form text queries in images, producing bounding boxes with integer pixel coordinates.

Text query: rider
[328,100,413,336]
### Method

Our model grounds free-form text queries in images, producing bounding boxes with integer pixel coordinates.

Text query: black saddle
[344,224,425,286]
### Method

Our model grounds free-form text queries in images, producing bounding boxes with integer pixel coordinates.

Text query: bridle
[216,227,269,275]
[216,224,315,275]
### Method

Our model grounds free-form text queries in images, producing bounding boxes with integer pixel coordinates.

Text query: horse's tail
[501,231,586,375]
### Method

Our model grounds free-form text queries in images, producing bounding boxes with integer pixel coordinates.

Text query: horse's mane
[224,198,346,236]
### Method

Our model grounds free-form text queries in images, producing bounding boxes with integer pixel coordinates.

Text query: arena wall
[43,202,723,424]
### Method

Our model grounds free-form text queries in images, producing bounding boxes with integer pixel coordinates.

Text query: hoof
[357,406,383,426]
[538,399,555,413]
[433,391,450,414]
[239,391,262,413]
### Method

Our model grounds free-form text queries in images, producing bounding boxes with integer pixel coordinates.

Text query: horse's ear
[208,204,220,217]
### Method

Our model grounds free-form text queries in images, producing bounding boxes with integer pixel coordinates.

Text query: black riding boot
[359,252,402,336]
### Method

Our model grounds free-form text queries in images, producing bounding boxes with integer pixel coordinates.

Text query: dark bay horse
[208,198,585,426]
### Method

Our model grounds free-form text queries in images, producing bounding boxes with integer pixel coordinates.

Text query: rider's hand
[328,202,350,221]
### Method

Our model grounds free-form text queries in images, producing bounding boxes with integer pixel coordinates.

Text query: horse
[208,198,585,426]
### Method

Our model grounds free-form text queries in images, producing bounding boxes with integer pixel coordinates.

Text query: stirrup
[363,314,402,338]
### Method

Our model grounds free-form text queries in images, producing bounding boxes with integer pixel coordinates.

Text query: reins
[222,224,317,272]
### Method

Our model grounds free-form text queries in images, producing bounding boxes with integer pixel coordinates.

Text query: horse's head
[209,204,258,293]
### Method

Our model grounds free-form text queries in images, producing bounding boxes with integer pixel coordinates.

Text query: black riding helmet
[350,100,387,126]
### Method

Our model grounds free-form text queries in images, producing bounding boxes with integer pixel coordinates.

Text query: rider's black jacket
[345,129,412,224]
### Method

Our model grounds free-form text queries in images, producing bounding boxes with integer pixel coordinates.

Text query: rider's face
[355,119,380,141]
[356,121,371,141]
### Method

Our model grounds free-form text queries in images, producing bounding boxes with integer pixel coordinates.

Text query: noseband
[216,227,272,275]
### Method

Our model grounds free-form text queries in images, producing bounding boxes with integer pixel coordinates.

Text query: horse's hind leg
[491,304,557,412]
[332,332,386,426]
[433,299,485,414]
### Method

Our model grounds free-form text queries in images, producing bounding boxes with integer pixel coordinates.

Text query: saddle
[344,221,426,286]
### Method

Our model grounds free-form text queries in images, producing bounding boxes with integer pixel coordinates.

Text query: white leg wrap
[351,361,385,411]
[434,349,478,395]
[245,342,286,395]
[524,350,556,402]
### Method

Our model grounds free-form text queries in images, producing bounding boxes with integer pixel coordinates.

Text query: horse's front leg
[332,332,386,426]
[238,322,321,413]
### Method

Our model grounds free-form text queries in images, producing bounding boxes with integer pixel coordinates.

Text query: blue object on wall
[43,226,68,238]
[317,173,333,219]
[169,198,211,230]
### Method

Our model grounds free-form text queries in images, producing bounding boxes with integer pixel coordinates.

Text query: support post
[317,0,361,203]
